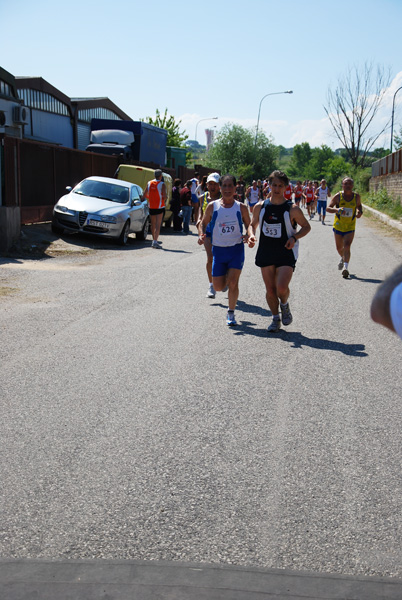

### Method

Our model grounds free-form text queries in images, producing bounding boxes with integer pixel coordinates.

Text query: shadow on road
[159,248,192,254]
[349,274,383,284]
[280,331,368,356]
[233,323,367,356]
[222,300,368,356]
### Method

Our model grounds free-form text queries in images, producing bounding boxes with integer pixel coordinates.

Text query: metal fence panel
[10,139,120,223]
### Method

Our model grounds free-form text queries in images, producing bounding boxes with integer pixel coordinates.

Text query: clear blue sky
[2,0,402,149]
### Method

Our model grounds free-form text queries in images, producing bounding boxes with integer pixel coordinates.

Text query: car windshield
[74,180,129,203]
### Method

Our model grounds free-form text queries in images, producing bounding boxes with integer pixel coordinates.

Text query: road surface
[1,213,402,580]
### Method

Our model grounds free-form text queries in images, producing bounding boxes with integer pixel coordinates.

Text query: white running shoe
[338,258,344,270]
[267,318,281,332]
[281,303,293,326]
[206,286,216,298]
[226,312,237,326]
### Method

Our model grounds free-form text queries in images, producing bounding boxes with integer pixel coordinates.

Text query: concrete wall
[0,206,20,251]
[370,172,402,204]
[370,148,402,204]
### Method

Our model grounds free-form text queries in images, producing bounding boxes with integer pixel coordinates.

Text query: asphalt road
[1,214,402,580]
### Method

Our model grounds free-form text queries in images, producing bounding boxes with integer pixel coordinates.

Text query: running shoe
[281,303,293,326]
[152,241,162,249]
[206,286,216,299]
[226,312,237,326]
[338,258,344,270]
[342,268,349,279]
[267,317,281,332]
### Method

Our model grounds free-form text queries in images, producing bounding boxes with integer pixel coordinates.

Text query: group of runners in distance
[196,171,363,330]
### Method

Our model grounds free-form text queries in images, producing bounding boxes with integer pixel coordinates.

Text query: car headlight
[55,205,75,215]
[98,216,117,223]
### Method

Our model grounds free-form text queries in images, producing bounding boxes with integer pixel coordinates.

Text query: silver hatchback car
[52,176,150,245]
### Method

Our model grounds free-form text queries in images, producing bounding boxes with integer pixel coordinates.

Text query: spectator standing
[143,169,166,248]
[190,172,200,223]
[171,178,182,232]
[196,176,207,202]
[180,180,193,234]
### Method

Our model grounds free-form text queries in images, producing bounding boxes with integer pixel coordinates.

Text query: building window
[78,107,120,123]
[0,79,12,98]
[17,89,69,116]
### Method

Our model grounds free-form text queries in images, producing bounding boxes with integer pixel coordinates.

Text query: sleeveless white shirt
[211,200,243,247]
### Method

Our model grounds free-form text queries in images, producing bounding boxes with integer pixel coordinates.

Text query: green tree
[322,156,349,185]
[306,145,334,180]
[371,147,391,159]
[142,108,188,147]
[206,123,277,179]
[289,142,312,176]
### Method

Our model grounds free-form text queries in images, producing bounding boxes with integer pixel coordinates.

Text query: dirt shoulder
[3,222,98,260]
[3,209,402,262]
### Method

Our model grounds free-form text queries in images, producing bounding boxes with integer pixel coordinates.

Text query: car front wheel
[118,220,130,245]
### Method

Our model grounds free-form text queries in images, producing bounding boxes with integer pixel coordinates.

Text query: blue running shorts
[212,243,245,277]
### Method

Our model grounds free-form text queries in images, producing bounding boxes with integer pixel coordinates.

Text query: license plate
[88,219,108,228]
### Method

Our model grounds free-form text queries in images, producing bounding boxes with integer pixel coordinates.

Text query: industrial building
[15,76,132,150]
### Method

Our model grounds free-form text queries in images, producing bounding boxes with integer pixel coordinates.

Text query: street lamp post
[390,86,402,153]
[195,117,218,142]
[253,90,293,172]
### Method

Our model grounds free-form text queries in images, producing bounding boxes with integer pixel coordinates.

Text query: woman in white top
[195,176,207,201]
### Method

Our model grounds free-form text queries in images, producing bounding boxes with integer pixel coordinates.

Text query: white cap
[207,172,220,184]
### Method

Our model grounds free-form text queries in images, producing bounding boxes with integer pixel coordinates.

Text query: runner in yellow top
[327,177,363,279]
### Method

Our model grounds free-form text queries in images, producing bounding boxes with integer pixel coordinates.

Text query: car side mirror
[66,186,72,192]
[132,199,141,206]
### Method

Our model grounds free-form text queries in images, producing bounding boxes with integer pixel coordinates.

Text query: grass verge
[362,187,402,221]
